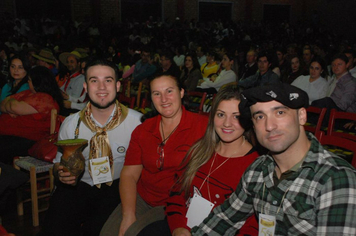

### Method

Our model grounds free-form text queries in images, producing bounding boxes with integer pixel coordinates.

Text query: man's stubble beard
[88,96,117,109]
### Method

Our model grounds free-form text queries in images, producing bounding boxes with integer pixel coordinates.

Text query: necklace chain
[201,136,246,201]
[160,120,179,144]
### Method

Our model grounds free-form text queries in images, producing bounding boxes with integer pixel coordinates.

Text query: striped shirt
[192,133,356,235]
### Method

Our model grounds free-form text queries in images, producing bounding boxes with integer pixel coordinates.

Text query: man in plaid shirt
[192,84,356,235]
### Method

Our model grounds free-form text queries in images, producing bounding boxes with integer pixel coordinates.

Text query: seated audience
[239,51,280,89]
[344,49,356,78]
[239,49,258,81]
[200,51,219,79]
[179,53,202,91]
[138,85,259,236]
[131,47,157,83]
[282,54,306,84]
[197,52,237,93]
[59,50,86,115]
[0,45,10,88]
[173,45,185,67]
[302,47,314,74]
[292,56,328,104]
[276,47,288,79]
[196,45,207,67]
[0,54,30,103]
[312,53,356,113]
[100,74,208,236]
[0,66,62,164]
[157,51,181,79]
[32,48,58,75]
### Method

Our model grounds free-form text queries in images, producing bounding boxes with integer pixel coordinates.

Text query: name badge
[89,156,113,185]
[259,213,276,236]
[186,194,214,228]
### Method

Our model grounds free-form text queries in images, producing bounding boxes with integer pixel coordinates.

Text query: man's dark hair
[160,50,174,62]
[84,58,119,82]
[343,49,356,58]
[257,51,272,64]
[141,46,152,55]
[332,53,349,65]
[197,45,206,54]
[207,51,217,60]
[303,47,314,55]
[275,47,285,55]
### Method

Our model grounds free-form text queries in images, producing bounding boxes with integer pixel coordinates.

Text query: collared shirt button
[273,200,278,205]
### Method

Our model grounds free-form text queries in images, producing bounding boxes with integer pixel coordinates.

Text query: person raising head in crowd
[192,83,356,235]
[138,85,259,236]
[179,53,203,91]
[100,74,208,236]
[0,66,62,164]
[0,54,31,103]
[197,52,237,94]
[292,56,328,104]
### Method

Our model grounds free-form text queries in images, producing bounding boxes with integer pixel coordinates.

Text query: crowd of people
[0,13,356,236]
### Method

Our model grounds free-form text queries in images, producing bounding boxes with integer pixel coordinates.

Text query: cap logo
[266,90,277,98]
[289,93,299,101]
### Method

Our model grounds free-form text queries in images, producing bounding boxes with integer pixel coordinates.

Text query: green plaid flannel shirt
[192,133,356,235]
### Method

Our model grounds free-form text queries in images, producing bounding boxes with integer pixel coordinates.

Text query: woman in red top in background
[0,66,63,164]
[139,85,259,236]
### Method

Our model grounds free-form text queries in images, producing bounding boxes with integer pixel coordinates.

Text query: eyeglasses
[156,142,165,171]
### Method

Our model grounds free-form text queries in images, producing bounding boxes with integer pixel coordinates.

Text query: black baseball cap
[239,84,309,117]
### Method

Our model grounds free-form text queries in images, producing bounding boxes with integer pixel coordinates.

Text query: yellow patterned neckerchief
[79,100,128,188]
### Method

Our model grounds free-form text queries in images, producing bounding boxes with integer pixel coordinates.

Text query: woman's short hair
[310,56,328,78]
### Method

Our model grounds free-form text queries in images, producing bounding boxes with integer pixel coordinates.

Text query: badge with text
[89,156,112,185]
[259,213,276,236]
[186,194,214,228]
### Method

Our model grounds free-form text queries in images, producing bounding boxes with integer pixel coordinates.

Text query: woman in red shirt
[0,66,63,164]
[101,74,208,236]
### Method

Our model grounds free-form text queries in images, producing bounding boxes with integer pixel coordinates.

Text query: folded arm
[0,97,38,115]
